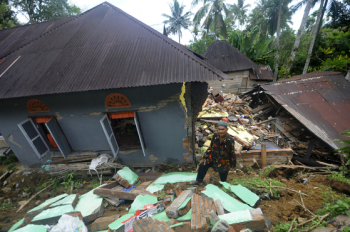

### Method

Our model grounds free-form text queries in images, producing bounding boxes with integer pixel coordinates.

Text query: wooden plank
[250,103,272,114]
[93,181,152,200]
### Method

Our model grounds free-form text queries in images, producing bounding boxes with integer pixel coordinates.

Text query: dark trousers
[196,162,229,182]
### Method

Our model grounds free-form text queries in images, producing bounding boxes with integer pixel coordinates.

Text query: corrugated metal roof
[202,40,259,72]
[0,2,230,99]
[251,65,273,80]
[260,71,350,149]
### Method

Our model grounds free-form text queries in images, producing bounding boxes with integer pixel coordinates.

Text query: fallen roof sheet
[258,71,350,149]
[202,40,259,72]
[0,2,230,100]
[145,172,197,193]
[202,184,252,212]
[220,182,259,207]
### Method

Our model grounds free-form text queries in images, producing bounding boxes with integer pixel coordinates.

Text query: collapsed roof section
[248,71,350,150]
[0,2,230,99]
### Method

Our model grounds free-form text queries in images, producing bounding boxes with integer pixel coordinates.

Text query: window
[18,117,71,159]
[100,111,146,157]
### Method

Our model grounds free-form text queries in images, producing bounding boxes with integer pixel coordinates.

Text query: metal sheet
[0,3,230,100]
[259,72,350,149]
[45,118,71,158]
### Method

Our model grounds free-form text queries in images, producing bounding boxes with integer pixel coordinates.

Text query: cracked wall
[0,84,189,167]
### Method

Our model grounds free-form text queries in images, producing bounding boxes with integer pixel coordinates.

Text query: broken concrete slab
[108,213,134,232]
[218,208,268,231]
[27,193,68,218]
[220,182,259,207]
[146,172,197,194]
[50,194,79,208]
[326,213,350,231]
[91,215,120,232]
[166,189,194,218]
[31,205,75,225]
[214,199,225,215]
[212,220,230,232]
[75,186,104,222]
[153,209,192,222]
[93,181,152,200]
[202,184,252,213]
[129,193,158,215]
[178,197,192,216]
[209,210,220,225]
[12,224,47,232]
[8,218,25,232]
[113,167,140,188]
[104,197,121,207]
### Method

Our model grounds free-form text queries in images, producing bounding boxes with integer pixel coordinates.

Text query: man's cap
[217,120,228,128]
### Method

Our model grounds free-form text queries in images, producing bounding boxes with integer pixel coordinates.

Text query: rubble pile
[195,89,338,167]
[8,167,271,232]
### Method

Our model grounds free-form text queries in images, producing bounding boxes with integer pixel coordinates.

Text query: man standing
[191,120,236,185]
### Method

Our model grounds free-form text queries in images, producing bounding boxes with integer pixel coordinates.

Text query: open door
[18,118,50,159]
[100,115,119,157]
[45,118,71,158]
[134,112,146,156]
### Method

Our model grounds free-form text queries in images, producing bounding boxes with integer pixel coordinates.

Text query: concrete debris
[91,215,120,232]
[113,166,140,188]
[220,182,259,207]
[166,189,194,218]
[212,220,230,232]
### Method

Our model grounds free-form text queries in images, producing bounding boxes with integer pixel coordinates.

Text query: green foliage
[274,221,294,232]
[0,202,12,209]
[162,0,192,43]
[318,197,350,218]
[0,1,19,29]
[259,166,275,177]
[224,26,275,64]
[11,0,81,24]
[343,225,350,232]
[6,163,16,170]
[0,154,18,165]
[230,177,285,197]
[334,130,350,175]
[329,171,350,183]
[187,36,215,55]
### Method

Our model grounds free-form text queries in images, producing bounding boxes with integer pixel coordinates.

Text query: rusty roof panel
[0,2,230,99]
[251,65,273,80]
[202,40,259,72]
[260,71,350,149]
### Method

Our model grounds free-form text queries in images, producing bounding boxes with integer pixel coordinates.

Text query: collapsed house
[195,71,350,168]
[202,41,273,93]
[0,2,230,168]
[243,71,350,166]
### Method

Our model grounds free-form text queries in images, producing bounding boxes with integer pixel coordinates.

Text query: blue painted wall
[0,84,189,168]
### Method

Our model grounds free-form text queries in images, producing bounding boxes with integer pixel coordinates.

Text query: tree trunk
[284,0,313,78]
[303,0,324,74]
[273,0,282,82]
[179,32,180,44]
[317,0,328,34]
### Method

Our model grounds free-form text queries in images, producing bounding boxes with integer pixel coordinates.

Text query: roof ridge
[104,2,226,79]
[0,3,106,60]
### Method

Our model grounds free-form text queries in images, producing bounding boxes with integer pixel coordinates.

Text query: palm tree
[283,0,313,78]
[273,0,283,82]
[162,0,192,44]
[192,0,230,40]
[229,0,251,30]
[303,0,325,74]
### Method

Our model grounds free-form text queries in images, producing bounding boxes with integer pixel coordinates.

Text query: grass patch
[259,166,275,177]
[230,177,285,197]
[0,202,12,209]
[0,154,18,165]
[329,171,350,184]
[6,163,16,170]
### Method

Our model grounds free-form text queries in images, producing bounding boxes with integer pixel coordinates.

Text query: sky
[16,0,322,45]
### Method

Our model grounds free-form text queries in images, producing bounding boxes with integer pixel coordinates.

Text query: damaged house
[202,40,273,93]
[0,2,230,168]
[243,71,350,166]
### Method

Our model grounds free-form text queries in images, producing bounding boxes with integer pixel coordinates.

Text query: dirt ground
[0,163,345,231]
